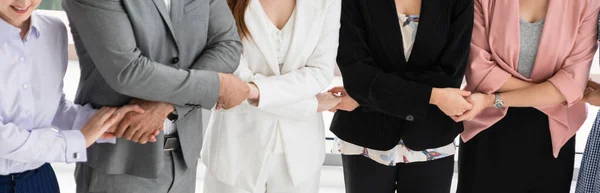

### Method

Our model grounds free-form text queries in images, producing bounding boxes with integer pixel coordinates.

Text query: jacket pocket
[402,105,462,151]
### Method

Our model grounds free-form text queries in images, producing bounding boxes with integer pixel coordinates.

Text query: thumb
[328,87,347,95]
[458,90,472,97]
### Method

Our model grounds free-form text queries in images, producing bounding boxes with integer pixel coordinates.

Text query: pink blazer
[463,0,600,157]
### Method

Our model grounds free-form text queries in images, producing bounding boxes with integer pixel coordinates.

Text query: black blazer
[330,0,474,151]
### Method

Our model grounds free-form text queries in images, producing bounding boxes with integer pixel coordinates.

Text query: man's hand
[81,105,144,147]
[110,99,173,144]
[217,73,250,109]
[328,87,359,112]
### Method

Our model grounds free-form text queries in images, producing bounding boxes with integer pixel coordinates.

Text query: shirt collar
[29,13,41,39]
[0,13,42,45]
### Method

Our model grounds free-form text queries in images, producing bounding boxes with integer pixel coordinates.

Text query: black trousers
[342,154,454,193]
[0,163,60,193]
[457,107,575,193]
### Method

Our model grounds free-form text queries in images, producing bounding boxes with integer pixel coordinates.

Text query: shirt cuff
[96,137,117,144]
[547,70,584,107]
[60,130,87,163]
[72,104,97,131]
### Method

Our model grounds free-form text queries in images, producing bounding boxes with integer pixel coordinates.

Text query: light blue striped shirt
[0,12,94,175]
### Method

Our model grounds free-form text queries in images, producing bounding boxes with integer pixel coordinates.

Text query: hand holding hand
[454,93,494,122]
[248,83,260,100]
[80,105,144,147]
[217,73,250,109]
[588,79,600,90]
[584,88,600,106]
[430,88,473,116]
[328,86,359,112]
[110,99,173,144]
[316,92,342,112]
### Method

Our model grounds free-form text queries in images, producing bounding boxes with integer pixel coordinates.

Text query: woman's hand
[587,79,600,90]
[582,80,600,106]
[80,105,145,147]
[248,83,260,100]
[584,88,600,106]
[454,93,495,122]
[430,88,473,116]
[328,86,359,112]
[317,92,342,112]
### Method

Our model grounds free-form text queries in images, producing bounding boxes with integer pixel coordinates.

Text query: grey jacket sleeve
[63,0,241,108]
[190,0,242,73]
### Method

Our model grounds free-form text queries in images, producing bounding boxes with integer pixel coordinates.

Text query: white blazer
[201,0,341,191]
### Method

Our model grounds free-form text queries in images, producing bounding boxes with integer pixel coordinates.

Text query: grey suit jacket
[63,0,242,178]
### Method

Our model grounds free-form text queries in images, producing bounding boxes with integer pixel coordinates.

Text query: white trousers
[202,153,321,193]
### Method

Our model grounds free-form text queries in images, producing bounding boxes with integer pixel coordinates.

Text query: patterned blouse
[333,15,456,166]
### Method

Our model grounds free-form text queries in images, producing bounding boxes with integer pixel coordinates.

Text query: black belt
[164,134,180,152]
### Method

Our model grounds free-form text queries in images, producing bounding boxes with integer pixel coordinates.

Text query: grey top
[518,18,545,78]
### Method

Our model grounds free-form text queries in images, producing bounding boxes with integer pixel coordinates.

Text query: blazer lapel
[247,0,280,74]
[282,0,327,72]
[367,0,406,68]
[170,0,184,24]
[405,0,447,67]
[489,1,520,73]
[152,0,180,48]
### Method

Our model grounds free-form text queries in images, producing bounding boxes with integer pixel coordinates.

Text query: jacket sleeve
[189,0,242,74]
[337,0,433,121]
[233,57,320,119]
[63,0,231,109]
[547,2,599,107]
[177,0,243,115]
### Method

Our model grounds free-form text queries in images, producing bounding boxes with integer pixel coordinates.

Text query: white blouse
[334,14,456,166]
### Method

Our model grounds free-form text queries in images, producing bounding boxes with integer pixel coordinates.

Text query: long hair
[227,0,251,39]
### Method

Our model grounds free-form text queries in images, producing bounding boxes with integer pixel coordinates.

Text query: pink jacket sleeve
[547,4,599,107]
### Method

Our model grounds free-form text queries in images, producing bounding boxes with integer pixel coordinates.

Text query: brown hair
[227,0,251,39]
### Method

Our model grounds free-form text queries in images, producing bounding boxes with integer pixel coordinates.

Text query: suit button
[171,57,179,64]
[406,115,415,121]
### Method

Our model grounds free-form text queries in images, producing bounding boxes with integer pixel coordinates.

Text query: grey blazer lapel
[152,0,180,47]
[171,0,183,24]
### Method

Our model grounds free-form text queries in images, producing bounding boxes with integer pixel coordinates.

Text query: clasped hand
[213,72,358,113]
[82,99,171,147]
[431,88,495,122]
[583,80,600,106]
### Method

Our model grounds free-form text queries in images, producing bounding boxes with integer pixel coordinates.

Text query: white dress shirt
[0,12,94,175]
